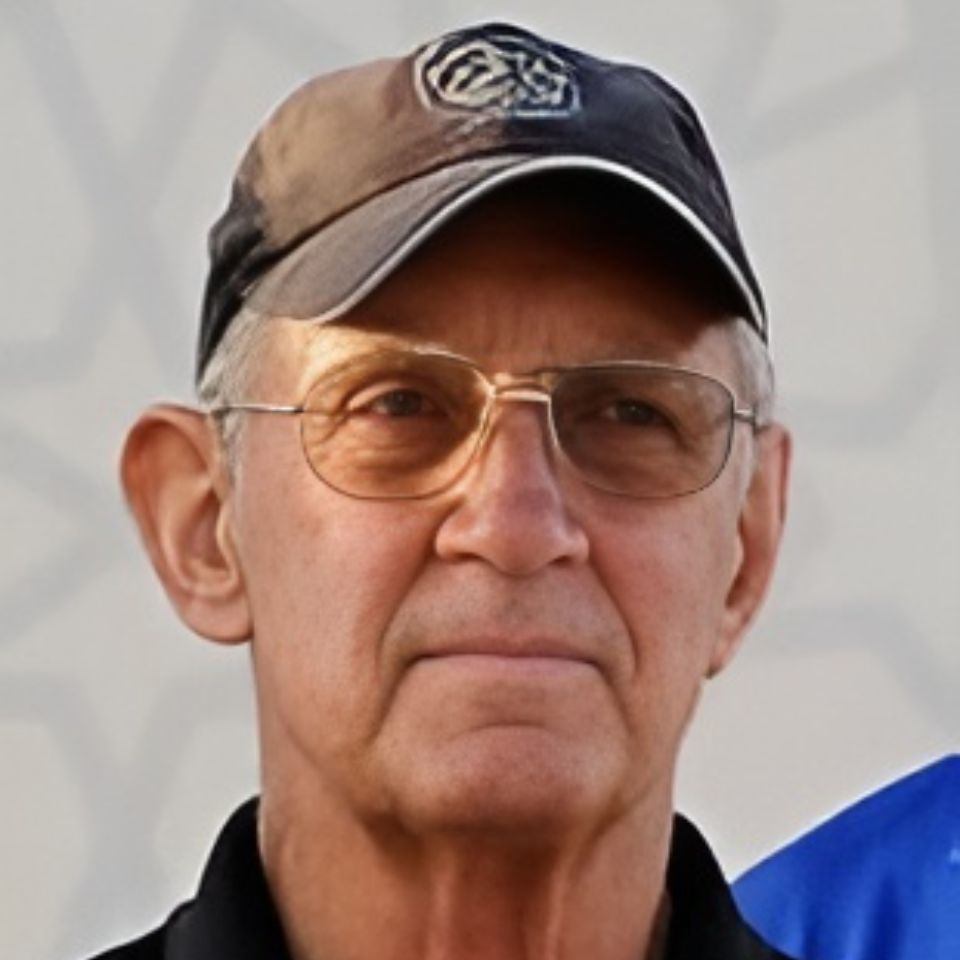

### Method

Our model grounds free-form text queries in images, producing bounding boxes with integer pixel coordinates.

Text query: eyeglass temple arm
[208,402,304,416]
[733,406,763,430]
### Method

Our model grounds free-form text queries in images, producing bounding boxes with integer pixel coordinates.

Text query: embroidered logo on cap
[416,25,581,118]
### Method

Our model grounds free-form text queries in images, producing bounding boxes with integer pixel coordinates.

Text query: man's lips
[409,638,600,671]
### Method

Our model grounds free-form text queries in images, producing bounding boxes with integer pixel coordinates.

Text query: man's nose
[434,403,590,576]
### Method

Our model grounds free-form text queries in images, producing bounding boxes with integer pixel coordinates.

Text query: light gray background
[2,2,957,958]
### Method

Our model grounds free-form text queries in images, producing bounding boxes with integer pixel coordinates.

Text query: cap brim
[247,153,766,338]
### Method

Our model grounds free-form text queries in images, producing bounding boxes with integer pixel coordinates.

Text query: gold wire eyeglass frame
[208,347,760,501]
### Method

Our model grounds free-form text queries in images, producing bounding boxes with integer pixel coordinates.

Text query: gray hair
[196,306,272,466]
[728,316,776,427]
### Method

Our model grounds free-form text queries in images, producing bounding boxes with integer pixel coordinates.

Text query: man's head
[120,24,789,842]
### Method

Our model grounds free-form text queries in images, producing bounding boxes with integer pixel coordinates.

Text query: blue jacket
[734,755,960,960]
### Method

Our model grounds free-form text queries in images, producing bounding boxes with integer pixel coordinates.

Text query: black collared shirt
[89,799,794,960]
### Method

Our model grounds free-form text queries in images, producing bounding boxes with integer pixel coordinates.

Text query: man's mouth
[411,637,599,673]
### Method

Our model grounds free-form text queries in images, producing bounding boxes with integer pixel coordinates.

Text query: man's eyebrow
[296,322,405,367]
[301,322,359,355]
[304,321,333,347]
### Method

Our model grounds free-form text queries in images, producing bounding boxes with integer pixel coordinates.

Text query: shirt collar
[166,798,792,960]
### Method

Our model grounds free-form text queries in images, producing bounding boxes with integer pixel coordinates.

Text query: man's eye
[352,387,438,418]
[604,398,671,427]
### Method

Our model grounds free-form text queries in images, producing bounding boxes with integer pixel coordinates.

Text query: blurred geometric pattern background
[1,2,956,957]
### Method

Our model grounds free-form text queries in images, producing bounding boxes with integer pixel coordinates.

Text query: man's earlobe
[120,404,252,644]
[708,423,792,677]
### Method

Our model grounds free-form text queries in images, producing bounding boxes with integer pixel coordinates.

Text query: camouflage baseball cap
[198,21,765,380]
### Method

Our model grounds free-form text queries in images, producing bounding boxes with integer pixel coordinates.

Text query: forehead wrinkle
[293,325,738,394]
[309,282,703,371]
[263,300,741,395]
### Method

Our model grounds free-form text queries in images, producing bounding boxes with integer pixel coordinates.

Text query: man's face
[226,187,766,836]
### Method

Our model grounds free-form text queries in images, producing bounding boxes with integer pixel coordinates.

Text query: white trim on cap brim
[305,153,766,340]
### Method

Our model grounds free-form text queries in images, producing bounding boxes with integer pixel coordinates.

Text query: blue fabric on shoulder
[733,755,960,960]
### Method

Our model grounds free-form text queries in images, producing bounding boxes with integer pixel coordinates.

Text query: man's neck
[258,787,673,960]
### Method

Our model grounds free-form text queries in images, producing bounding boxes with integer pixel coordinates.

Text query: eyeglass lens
[300,351,735,499]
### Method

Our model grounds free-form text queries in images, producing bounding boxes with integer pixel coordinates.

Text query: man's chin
[379,726,628,839]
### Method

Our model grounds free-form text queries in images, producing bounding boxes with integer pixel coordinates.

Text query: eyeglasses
[210,347,759,500]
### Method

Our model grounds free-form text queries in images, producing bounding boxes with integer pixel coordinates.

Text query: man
[106,22,792,960]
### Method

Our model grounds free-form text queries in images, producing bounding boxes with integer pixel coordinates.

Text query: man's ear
[120,404,252,644]
[708,423,792,677]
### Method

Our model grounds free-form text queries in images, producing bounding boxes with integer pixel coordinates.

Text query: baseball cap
[198,22,765,381]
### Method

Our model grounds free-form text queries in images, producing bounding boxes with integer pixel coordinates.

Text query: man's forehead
[241,176,744,393]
